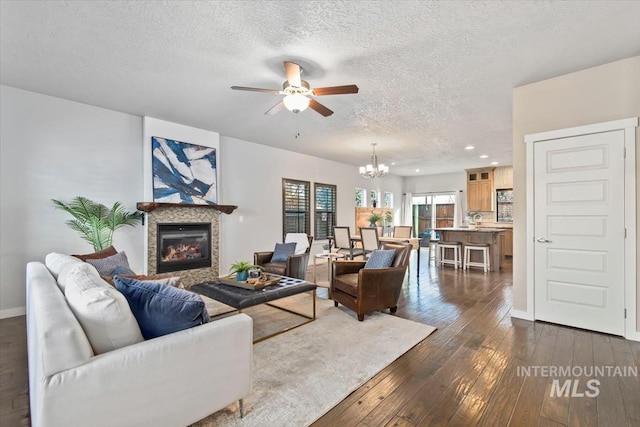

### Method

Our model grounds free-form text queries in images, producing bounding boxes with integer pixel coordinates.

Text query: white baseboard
[509,309,639,341]
[625,329,640,342]
[510,309,534,321]
[0,306,26,319]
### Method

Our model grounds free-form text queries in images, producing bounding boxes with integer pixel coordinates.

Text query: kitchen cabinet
[500,229,513,257]
[435,228,505,271]
[466,168,494,212]
[493,166,513,189]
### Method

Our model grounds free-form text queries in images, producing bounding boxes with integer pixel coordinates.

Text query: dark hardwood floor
[311,253,640,427]
[2,251,639,426]
[0,316,29,427]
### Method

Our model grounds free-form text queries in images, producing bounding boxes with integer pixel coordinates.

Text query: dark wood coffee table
[191,275,317,343]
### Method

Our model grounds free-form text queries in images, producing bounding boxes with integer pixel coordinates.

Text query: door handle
[537,237,552,243]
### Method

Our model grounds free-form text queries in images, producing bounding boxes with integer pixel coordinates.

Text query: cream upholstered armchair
[254,233,313,280]
[331,242,410,321]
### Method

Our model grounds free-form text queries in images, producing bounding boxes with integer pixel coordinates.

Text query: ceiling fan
[231,61,359,117]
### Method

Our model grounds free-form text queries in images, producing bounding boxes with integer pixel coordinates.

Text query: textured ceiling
[2,1,639,176]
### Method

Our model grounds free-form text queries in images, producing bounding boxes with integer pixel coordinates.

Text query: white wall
[0,85,143,317]
[403,171,467,221]
[0,85,404,316]
[403,171,466,194]
[512,56,640,333]
[218,136,404,273]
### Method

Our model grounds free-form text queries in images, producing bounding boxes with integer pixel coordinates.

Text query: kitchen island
[434,227,506,272]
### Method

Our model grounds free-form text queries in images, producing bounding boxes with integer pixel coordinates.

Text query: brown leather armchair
[331,242,410,321]
[254,234,314,280]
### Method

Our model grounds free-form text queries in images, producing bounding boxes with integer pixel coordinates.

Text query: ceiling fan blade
[264,100,284,115]
[231,86,281,94]
[312,85,359,96]
[284,61,302,88]
[309,99,334,117]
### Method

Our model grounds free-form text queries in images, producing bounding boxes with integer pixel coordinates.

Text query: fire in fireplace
[156,223,211,273]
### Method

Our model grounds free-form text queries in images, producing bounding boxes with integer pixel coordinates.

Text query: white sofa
[26,260,253,427]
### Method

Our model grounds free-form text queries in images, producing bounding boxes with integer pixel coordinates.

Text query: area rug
[192,295,436,427]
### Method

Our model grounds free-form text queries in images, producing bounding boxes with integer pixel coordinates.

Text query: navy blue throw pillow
[271,242,296,262]
[114,276,209,339]
[364,250,396,269]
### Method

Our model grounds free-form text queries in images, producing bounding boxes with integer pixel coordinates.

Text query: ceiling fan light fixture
[232,61,357,117]
[283,93,310,113]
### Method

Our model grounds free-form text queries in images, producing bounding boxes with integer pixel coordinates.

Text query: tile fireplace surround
[137,202,237,287]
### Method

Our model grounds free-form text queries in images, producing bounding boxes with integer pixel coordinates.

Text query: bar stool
[464,243,491,272]
[437,241,462,269]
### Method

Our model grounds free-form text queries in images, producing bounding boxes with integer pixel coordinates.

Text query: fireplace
[156,223,211,273]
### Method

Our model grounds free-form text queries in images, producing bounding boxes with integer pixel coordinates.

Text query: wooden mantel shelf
[136,202,237,215]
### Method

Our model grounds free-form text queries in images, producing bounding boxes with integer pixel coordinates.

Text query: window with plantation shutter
[314,183,336,240]
[282,178,310,238]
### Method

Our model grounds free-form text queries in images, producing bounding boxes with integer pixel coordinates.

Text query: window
[383,191,393,208]
[411,192,457,238]
[314,183,337,240]
[282,178,310,238]
[496,189,513,222]
[355,188,366,207]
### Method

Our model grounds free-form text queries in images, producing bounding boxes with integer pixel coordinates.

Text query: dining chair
[393,226,413,238]
[332,226,364,260]
[359,227,380,259]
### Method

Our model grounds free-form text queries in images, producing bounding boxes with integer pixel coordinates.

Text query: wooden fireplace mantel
[136,202,238,215]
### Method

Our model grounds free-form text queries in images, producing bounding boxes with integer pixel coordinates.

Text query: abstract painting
[152,136,217,204]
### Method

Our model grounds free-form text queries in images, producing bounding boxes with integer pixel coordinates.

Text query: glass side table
[313,252,346,284]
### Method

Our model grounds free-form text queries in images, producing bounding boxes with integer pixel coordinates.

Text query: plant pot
[322,249,330,254]
[236,271,248,282]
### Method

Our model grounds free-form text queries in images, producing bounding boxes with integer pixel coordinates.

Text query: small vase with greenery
[52,196,143,251]
[384,211,393,226]
[322,243,331,254]
[366,212,383,227]
[229,261,258,282]
[383,211,394,236]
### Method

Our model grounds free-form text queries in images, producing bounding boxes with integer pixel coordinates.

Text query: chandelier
[359,143,388,178]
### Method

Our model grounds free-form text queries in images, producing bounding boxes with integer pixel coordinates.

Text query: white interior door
[534,130,625,335]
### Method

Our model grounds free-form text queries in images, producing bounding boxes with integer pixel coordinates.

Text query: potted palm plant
[366,212,383,227]
[52,196,143,251]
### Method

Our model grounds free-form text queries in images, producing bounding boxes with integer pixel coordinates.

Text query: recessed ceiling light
[391,162,396,165]
[480,154,489,159]
[465,145,474,150]
[491,161,499,165]
[415,169,420,172]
